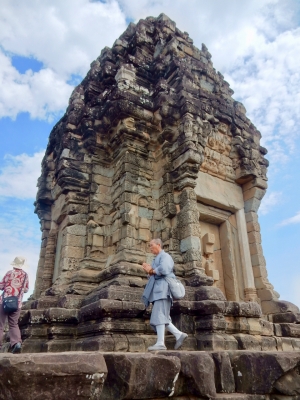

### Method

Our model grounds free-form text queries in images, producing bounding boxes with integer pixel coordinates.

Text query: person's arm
[142,263,156,275]
[24,273,29,293]
[0,272,8,291]
[155,253,174,276]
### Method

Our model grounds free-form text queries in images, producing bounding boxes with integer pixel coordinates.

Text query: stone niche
[11,13,300,355]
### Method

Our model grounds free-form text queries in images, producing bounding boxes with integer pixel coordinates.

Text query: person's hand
[142,263,152,274]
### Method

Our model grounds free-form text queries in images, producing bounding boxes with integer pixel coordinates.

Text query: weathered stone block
[112,229,121,244]
[281,337,294,351]
[274,366,300,396]
[261,336,277,351]
[273,312,300,324]
[126,335,146,352]
[195,171,244,212]
[179,223,201,240]
[61,245,84,259]
[171,313,195,334]
[247,318,262,335]
[93,174,112,186]
[243,177,268,192]
[243,187,266,202]
[93,235,103,247]
[280,323,300,338]
[61,233,85,247]
[170,352,217,398]
[112,334,129,352]
[195,286,226,301]
[173,149,202,170]
[249,242,263,256]
[245,210,259,223]
[247,221,260,233]
[196,333,238,351]
[259,319,274,336]
[230,351,300,394]
[92,164,114,177]
[77,336,115,352]
[30,297,59,310]
[180,236,201,252]
[212,352,235,393]
[65,224,86,236]
[63,203,88,215]
[0,352,107,400]
[183,249,202,262]
[253,265,268,279]
[174,300,226,316]
[60,257,80,271]
[224,301,262,318]
[292,338,300,350]
[248,230,262,244]
[178,210,199,226]
[138,206,153,219]
[239,302,262,317]
[138,228,151,242]
[195,314,226,331]
[57,295,83,309]
[261,300,300,315]
[233,334,262,350]
[244,198,261,213]
[101,353,181,399]
[44,308,79,324]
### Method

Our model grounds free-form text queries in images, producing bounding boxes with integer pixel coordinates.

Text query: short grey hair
[150,238,163,247]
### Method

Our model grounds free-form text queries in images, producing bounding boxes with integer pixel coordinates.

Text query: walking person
[0,256,29,353]
[142,239,188,351]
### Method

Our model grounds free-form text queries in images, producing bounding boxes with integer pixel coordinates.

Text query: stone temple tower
[19,14,299,353]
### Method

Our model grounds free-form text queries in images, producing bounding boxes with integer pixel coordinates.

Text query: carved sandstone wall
[14,14,299,354]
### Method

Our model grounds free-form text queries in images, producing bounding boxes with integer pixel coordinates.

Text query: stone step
[172,299,262,317]
[78,257,107,270]
[2,350,300,399]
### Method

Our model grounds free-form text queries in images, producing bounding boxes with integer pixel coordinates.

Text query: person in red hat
[0,256,29,353]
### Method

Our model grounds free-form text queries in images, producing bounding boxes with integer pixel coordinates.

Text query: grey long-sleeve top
[148,250,175,303]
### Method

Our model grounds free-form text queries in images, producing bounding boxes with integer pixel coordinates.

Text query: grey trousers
[0,305,21,347]
[150,298,172,330]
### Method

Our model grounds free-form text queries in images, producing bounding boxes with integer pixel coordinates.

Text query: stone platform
[1,287,295,354]
[0,350,300,399]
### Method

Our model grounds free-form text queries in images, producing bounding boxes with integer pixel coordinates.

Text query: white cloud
[0,151,44,199]
[258,191,282,215]
[227,27,300,162]
[0,0,127,78]
[280,211,300,226]
[0,50,74,120]
[0,0,128,120]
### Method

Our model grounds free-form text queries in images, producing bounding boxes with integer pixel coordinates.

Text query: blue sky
[0,0,299,306]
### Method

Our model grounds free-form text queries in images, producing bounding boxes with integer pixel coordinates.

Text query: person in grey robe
[142,238,188,351]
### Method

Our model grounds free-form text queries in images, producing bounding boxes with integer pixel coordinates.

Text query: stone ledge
[0,351,107,400]
[1,350,300,399]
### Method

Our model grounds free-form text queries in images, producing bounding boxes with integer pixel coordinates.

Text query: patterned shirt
[0,268,29,309]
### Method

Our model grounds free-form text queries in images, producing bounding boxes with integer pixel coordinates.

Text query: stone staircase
[1,283,299,355]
